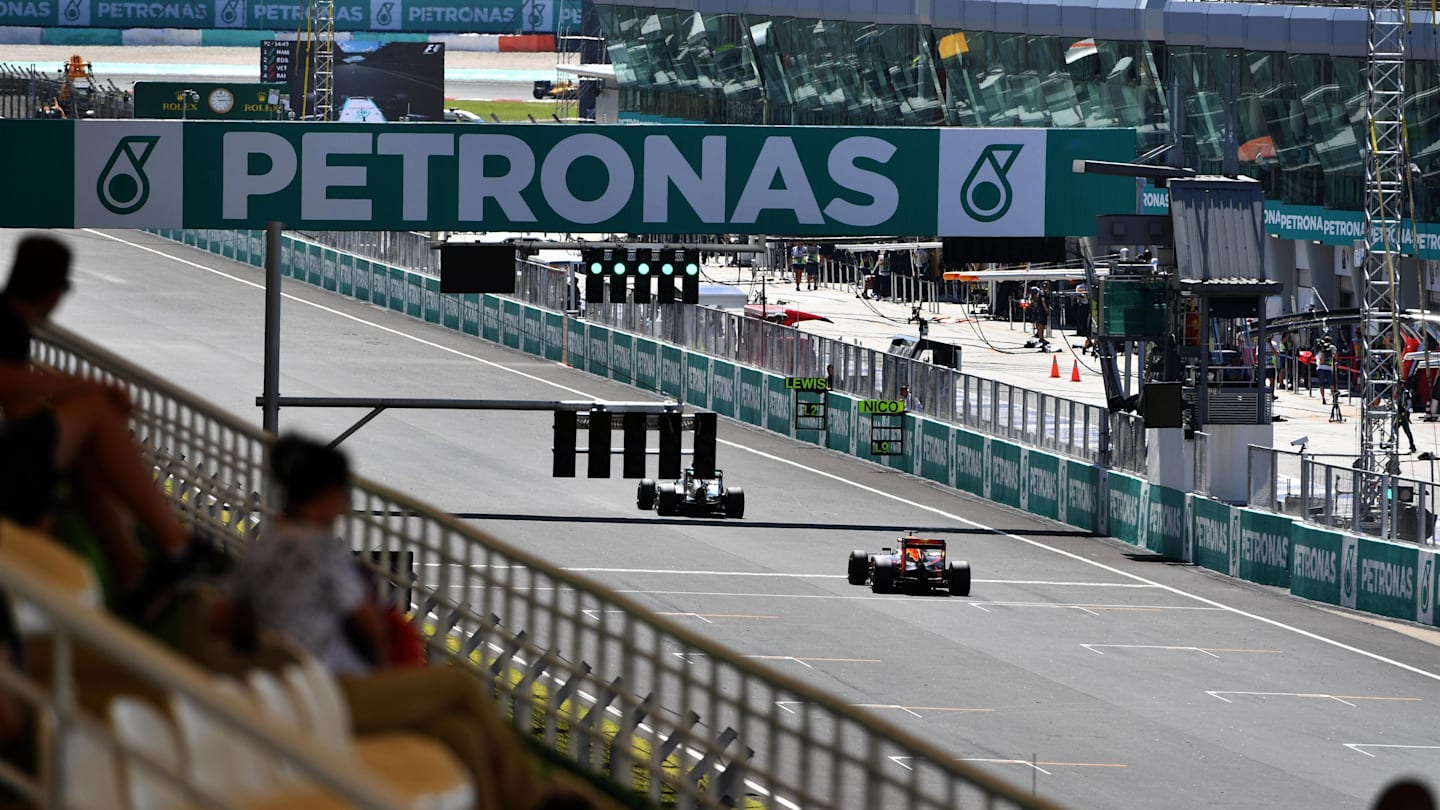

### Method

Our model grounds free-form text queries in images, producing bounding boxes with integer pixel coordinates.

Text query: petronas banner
[0,0,579,33]
[0,120,1135,235]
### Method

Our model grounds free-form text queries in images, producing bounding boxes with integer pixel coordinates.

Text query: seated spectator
[228,435,560,809]
[0,234,191,602]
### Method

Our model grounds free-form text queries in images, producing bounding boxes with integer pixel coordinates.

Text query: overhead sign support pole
[261,221,283,436]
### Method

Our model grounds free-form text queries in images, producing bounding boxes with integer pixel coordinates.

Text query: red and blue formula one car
[847,533,970,595]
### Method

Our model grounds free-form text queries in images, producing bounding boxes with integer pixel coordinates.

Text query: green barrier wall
[1356,538,1419,622]
[660,346,684,400]
[153,229,1440,633]
[686,353,710,409]
[1238,508,1292,588]
[634,339,659,392]
[587,325,611,378]
[711,360,737,419]
[1022,449,1061,522]
[955,430,985,497]
[1107,472,1144,547]
[609,332,633,386]
[1191,497,1234,574]
[738,368,763,427]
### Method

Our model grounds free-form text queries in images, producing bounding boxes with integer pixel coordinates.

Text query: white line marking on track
[609,589,1217,609]
[1344,743,1440,758]
[1208,691,1420,707]
[1082,644,1282,659]
[114,229,1440,687]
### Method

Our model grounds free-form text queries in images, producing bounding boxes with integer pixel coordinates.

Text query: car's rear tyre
[723,488,745,519]
[656,485,679,516]
[636,479,656,510]
[947,561,971,596]
[871,558,897,593]
[847,551,869,586]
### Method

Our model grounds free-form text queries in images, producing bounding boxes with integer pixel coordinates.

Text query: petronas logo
[376,1,394,25]
[1342,543,1358,600]
[63,0,82,21]
[97,136,159,216]
[961,144,1023,222]
[220,0,241,24]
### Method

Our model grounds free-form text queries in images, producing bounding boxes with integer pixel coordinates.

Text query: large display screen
[261,40,444,123]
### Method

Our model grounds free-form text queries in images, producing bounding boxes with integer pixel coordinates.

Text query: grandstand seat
[109,696,191,810]
[281,659,476,810]
[0,519,100,635]
[169,682,355,810]
[45,719,121,810]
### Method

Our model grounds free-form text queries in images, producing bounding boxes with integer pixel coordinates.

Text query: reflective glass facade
[596,4,1440,225]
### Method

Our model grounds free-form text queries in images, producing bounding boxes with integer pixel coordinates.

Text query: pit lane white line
[1343,744,1440,758]
[106,229,1440,687]
[420,563,1155,588]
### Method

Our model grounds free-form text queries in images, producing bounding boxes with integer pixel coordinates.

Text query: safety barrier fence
[148,226,1440,636]
[292,228,1144,471]
[1247,446,1439,547]
[37,305,1062,809]
[0,62,134,119]
[0,519,409,810]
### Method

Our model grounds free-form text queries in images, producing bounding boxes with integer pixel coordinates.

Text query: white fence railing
[1247,445,1438,545]
[32,322,1064,810]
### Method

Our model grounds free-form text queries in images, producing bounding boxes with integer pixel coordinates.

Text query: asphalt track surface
[23,229,1440,810]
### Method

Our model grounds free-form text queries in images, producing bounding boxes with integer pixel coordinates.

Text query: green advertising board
[1191,497,1234,573]
[483,297,501,343]
[337,253,354,298]
[765,374,793,436]
[1062,461,1100,533]
[306,243,323,286]
[918,419,952,487]
[1420,549,1437,627]
[2,121,1133,238]
[566,318,585,369]
[1356,538,1419,622]
[501,300,521,349]
[711,360,737,418]
[0,0,579,33]
[988,439,1022,509]
[609,331,632,384]
[586,325,610,378]
[542,312,563,361]
[423,278,441,324]
[134,83,288,121]
[523,307,542,357]
[1290,525,1345,606]
[634,339,659,392]
[442,291,460,331]
[955,429,985,496]
[826,394,854,454]
[659,346,684,400]
[1146,485,1187,561]
[387,268,405,313]
[686,353,710,409]
[738,368,763,427]
[1021,449,1061,521]
[1237,508,1292,588]
[351,256,370,301]
[462,294,481,337]
[369,262,386,307]
[1107,472,1145,547]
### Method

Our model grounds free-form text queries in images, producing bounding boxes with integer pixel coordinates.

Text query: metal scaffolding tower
[1358,0,1409,514]
[312,0,335,121]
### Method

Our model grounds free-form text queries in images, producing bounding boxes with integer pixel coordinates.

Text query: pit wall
[151,227,1440,630]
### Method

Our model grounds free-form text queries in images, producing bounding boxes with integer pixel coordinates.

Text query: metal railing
[33,322,1063,809]
[0,62,135,119]
[1247,445,1438,545]
[0,523,407,810]
[287,229,1144,470]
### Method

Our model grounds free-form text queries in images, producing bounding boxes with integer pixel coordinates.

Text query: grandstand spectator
[229,435,562,808]
[0,234,190,597]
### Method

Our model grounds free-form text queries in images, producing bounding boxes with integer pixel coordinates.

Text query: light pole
[180,89,198,122]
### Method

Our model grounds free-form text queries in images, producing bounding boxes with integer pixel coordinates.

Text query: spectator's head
[271,435,351,525]
[4,234,72,321]
[899,385,910,397]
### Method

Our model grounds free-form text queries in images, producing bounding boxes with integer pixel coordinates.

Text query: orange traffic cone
[1050,357,1060,378]
[1070,360,1082,382]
